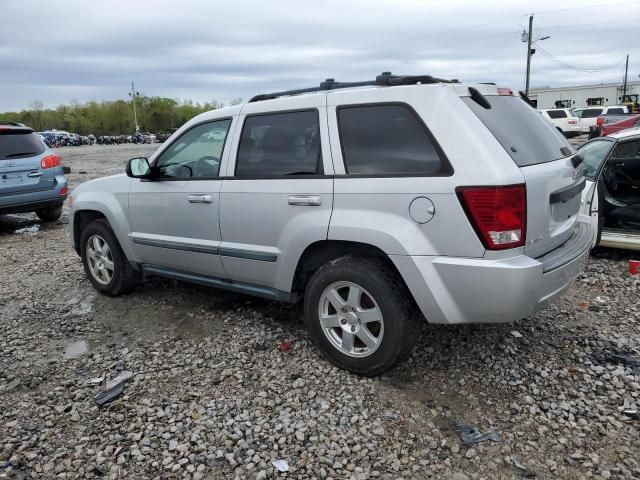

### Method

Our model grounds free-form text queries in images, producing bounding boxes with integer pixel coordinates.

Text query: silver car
[69,73,592,375]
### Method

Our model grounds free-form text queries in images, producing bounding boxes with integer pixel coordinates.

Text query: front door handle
[287,195,322,206]
[188,194,213,203]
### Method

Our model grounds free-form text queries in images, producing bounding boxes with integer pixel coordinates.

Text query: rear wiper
[5,152,38,158]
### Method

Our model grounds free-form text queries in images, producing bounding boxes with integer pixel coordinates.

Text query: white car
[574,106,629,133]
[539,108,582,138]
[579,128,640,250]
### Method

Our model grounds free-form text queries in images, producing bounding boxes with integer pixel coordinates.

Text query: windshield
[577,139,614,179]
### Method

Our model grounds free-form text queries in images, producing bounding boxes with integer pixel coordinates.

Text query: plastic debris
[272,459,289,472]
[277,342,292,353]
[511,330,523,338]
[629,260,640,275]
[622,399,638,419]
[95,382,124,406]
[95,371,133,406]
[510,455,537,477]
[452,421,501,445]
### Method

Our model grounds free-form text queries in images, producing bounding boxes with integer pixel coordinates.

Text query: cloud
[1,0,638,110]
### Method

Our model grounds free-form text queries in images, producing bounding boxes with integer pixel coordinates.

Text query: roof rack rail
[249,72,459,102]
[0,121,24,127]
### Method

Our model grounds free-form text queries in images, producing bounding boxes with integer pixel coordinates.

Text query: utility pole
[622,54,629,99]
[525,14,533,97]
[128,81,140,133]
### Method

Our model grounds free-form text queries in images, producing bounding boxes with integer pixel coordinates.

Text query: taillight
[568,119,577,125]
[457,185,527,250]
[497,87,513,96]
[40,153,61,169]
[596,117,604,126]
[59,186,68,196]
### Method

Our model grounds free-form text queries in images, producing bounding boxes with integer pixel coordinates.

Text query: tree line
[0,96,242,135]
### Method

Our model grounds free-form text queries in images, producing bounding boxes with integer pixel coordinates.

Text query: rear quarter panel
[326,85,525,257]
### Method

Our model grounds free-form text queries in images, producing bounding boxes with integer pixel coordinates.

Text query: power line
[531,1,640,16]
[536,45,627,73]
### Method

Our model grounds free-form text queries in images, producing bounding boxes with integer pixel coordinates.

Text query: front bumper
[392,221,592,324]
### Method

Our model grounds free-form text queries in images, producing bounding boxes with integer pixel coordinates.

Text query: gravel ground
[1,142,639,480]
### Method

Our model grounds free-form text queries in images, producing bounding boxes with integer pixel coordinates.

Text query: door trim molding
[131,235,278,262]
[131,236,220,255]
[219,247,277,262]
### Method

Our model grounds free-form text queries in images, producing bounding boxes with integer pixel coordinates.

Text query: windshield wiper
[5,152,38,158]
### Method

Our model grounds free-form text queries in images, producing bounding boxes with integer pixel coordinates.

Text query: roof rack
[0,121,25,127]
[249,71,459,103]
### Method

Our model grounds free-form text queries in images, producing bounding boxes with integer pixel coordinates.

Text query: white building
[528,80,640,109]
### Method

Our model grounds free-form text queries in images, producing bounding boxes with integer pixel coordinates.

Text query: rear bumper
[0,182,67,215]
[392,221,592,324]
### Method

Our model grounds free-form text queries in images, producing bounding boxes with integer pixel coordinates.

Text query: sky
[1,0,639,111]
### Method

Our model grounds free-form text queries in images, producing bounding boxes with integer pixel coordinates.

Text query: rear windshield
[579,109,603,118]
[462,95,574,167]
[0,131,46,160]
[547,109,567,119]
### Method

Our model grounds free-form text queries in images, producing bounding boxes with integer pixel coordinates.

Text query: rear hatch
[0,128,54,196]
[463,90,584,258]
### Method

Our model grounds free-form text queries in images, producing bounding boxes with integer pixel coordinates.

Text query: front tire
[80,219,141,295]
[304,255,420,376]
[35,205,62,222]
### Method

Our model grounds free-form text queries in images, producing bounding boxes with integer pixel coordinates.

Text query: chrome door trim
[130,236,278,262]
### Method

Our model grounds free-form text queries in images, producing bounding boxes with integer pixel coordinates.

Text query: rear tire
[304,255,420,376]
[80,219,141,296]
[35,206,62,222]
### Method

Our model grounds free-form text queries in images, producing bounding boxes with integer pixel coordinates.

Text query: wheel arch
[290,240,418,309]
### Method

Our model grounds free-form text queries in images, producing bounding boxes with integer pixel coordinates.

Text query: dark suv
[0,121,70,222]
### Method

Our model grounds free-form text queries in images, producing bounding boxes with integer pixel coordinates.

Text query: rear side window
[547,110,567,119]
[581,109,603,118]
[606,108,624,114]
[337,104,450,175]
[462,95,574,167]
[0,131,46,160]
[236,110,321,177]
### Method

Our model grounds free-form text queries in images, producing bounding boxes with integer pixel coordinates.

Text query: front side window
[547,110,567,119]
[235,110,322,177]
[155,119,231,178]
[338,104,449,175]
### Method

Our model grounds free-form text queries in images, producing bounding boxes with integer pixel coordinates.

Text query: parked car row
[36,131,158,147]
[39,131,95,147]
[538,105,630,137]
[96,133,157,145]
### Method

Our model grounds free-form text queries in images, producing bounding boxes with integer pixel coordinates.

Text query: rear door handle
[188,194,213,204]
[27,172,42,177]
[288,195,322,206]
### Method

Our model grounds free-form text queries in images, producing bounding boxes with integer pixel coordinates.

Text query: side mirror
[126,157,151,178]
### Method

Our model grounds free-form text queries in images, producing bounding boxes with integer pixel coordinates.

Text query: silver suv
[69,73,592,375]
